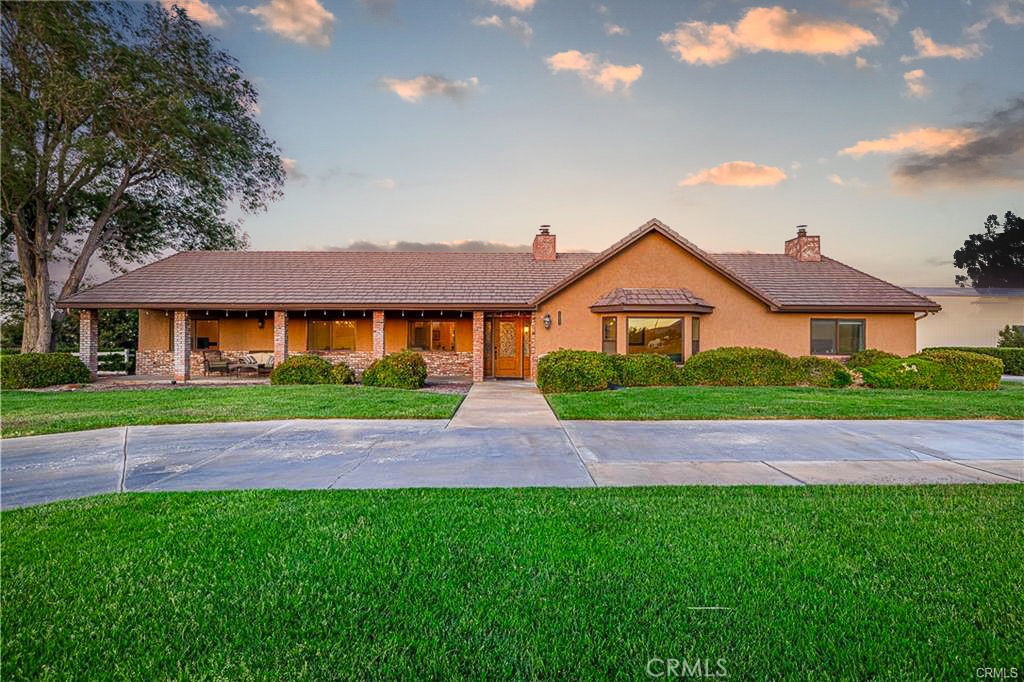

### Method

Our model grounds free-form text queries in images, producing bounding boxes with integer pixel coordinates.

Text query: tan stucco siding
[535,232,917,358]
[915,295,1024,350]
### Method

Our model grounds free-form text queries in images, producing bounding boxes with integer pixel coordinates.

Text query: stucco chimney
[533,225,556,261]
[785,225,821,262]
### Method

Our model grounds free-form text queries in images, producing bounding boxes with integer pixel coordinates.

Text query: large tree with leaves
[2,1,283,352]
[953,211,1024,288]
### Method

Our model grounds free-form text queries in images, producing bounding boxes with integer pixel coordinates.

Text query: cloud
[357,0,396,19]
[162,0,224,26]
[471,15,533,43]
[903,69,929,98]
[380,74,480,102]
[678,161,787,187]
[370,178,397,190]
[281,158,307,182]
[855,56,877,69]
[843,0,901,25]
[989,0,1024,26]
[488,0,535,11]
[900,27,983,62]
[604,22,628,36]
[247,0,335,47]
[321,240,533,252]
[891,98,1024,187]
[839,127,978,157]
[827,173,865,187]
[659,6,878,66]
[545,50,643,93]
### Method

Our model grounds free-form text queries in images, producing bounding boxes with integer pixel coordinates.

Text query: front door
[493,317,523,378]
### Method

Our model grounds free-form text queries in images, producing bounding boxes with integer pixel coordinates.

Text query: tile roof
[59,251,596,309]
[58,219,939,312]
[592,288,712,308]
[710,254,940,311]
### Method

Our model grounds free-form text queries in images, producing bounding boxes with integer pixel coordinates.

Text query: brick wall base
[419,351,473,376]
[136,349,471,377]
[137,350,173,376]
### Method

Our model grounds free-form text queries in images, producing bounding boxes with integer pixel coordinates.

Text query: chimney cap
[539,225,551,235]
[796,224,807,236]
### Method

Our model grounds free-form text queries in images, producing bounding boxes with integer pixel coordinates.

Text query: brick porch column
[472,311,485,382]
[172,310,191,383]
[79,309,99,380]
[372,310,385,359]
[273,310,289,365]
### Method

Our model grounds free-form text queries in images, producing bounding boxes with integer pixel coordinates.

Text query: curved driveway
[2,383,1022,509]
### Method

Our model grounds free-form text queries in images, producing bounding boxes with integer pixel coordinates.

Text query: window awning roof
[590,288,714,314]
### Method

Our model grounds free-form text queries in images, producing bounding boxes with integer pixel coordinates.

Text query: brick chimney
[533,225,556,261]
[785,225,821,262]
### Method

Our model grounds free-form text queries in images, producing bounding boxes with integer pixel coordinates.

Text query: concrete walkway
[2,383,1022,508]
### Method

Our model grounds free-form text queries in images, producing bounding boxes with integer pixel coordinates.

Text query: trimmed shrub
[915,349,1003,390]
[679,347,794,386]
[536,349,615,394]
[923,346,1023,376]
[362,350,427,389]
[1,352,92,389]
[269,354,332,385]
[846,348,899,370]
[611,353,684,387]
[791,356,853,388]
[859,357,953,390]
[330,362,356,385]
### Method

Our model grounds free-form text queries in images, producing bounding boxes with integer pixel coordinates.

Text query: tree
[997,325,1024,348]
[953,211,1024,288]
[2,2,283,352]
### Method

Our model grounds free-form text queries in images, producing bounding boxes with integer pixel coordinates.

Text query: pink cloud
[903,69,929,98]
[380,75,480,103]
[248,0,335,47]
[839,127,978,157]
[162,0,223,26]
[546,50,643,93]
[678,161,787,187]
[900,28,983,62]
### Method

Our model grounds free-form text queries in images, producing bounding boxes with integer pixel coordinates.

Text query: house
[907,287,1024,351]
[58,219,939,382]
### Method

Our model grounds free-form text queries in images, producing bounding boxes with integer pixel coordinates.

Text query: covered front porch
[77,307,535,383]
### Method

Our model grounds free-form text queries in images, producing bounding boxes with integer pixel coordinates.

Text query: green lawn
[2,487,1022,680]
[0,385,462,438]
[547,382,1024,420]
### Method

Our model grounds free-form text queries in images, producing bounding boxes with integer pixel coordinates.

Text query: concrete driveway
[2,383,1022,508]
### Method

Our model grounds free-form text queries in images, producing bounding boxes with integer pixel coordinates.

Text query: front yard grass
[547,382,1024,420]
[3,486,1022,680]
[0,384,462,438]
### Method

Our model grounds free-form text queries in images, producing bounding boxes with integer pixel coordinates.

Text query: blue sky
[171,0,1023,286]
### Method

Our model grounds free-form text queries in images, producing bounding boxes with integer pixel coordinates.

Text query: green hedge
[860,350,1002,390]
[362,350,427,389]
[269,355,333,385]
[791,356,853,388]
[537,350,616,394]
[1,352,92,389]
[330,362,356,385]
[845,348,899,370]
[610,353,684,387]
[680,347,794,386]
[923,346,1023,375]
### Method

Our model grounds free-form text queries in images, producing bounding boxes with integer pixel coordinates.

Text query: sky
[166,0,1023,286]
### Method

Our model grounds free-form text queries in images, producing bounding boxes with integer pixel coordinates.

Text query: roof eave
[773,304,942,313]
[590,303,714,314]
[56,301,540,311]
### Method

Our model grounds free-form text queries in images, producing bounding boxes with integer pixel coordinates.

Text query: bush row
[1,352,92,389]
[269,351,427,389]
[536,350,684,393]
[922,346,1023,376]
[859,349,1003,390]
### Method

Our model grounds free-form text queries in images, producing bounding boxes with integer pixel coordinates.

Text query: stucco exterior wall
[535,232,918,359]
[915,295,1024,350]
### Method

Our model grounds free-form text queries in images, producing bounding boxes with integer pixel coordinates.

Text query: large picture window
[627,318,683,363]
[408,320,456,352]
[308,320,357,351]
[811,319,865,355]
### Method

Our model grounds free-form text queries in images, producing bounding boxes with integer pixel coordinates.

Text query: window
[307,320,356,351]
[811,319,864,355]
[602,317,617,354]
[627,318,683,363]
[691,317,700,356]
[193,320,219,350]
[408,320,456,351]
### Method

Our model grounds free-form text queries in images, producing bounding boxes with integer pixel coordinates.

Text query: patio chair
[235,354,261,377]
[203,350,231,375]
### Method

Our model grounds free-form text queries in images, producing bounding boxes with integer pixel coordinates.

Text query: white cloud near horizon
[162,0,224,26]
[546,50,643,93]
[659,6,878,66]
[839,127,978,157]
[489,0,535,11]
[472,15,533,43]
[604,22,628,36]
[247,0,334,47]
[281,157,307,182]
[903,69,929,98]
[678,161,787,187]
[380,75,480,102]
